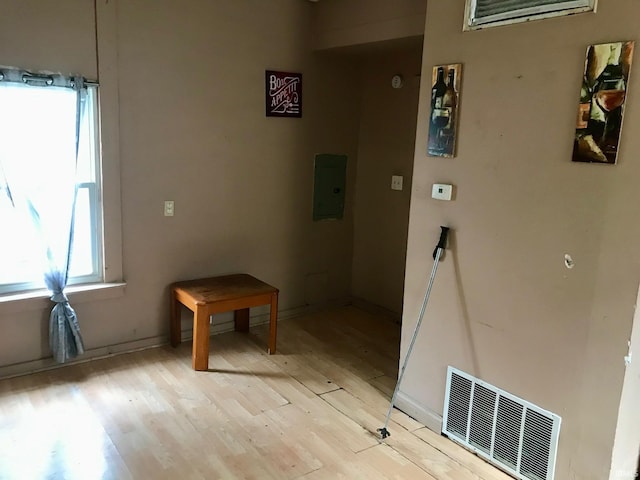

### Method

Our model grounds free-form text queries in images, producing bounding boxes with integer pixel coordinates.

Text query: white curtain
[0,74,87,363]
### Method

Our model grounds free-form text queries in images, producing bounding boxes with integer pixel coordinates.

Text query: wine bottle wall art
[428,63,462,158]
[572,41,634,164]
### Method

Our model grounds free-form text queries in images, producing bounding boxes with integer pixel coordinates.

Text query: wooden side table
[170,274,279,371]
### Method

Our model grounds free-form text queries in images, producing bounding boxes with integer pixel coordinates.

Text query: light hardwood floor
[0,306,510,480]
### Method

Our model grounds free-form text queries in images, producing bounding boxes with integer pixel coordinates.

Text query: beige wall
[352,49,421,315]
[401,1,640,479]
[0,0,361,367]
[0,0,97,78]
[312,0,426,51]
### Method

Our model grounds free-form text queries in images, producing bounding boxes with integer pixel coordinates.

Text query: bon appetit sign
[265,70,302,118]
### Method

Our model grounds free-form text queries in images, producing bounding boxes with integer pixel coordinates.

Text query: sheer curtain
[0,72,87,363]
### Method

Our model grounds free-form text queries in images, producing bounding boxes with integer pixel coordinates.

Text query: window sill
[0,282,126,314]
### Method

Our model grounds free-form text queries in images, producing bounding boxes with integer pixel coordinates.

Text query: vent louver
[442,367,561,480]
[465,0,595,29]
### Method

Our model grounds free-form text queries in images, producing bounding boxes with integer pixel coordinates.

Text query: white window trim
[96,0,124,286]
[463,0,597,31]
[0,0,124,310]
[0,282,126,315]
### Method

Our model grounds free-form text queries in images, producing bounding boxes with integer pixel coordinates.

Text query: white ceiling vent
[442,367,561,480]
[464,0,596,30]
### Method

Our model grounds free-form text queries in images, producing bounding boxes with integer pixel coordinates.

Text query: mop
[377,226,450,440]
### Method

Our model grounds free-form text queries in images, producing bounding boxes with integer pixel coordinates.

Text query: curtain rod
[0,68,98,87]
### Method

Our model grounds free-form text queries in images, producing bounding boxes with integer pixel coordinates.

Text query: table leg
[170,289,181,347]
[268,291,278,354]
[234,308,250,332]
[192,306,210,371]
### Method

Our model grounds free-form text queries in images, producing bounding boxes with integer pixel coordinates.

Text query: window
[464,0,596,30]
[0,71,102,294]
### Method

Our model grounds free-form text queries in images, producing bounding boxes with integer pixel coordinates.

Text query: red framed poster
[265,70,302,118]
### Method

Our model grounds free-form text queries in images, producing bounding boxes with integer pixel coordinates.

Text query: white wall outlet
[164,200,175,216]
[624,340,632,367]
[391,175,404,191]
[432,184,453,201]
[624,351,632,367]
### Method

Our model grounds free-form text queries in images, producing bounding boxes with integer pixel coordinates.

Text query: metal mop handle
[378,226,450,439]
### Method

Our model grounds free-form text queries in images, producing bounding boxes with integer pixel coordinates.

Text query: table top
[172,274,278,305]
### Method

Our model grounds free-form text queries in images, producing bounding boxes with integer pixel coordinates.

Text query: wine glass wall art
[428,63,462,158]
[572,41,634,164]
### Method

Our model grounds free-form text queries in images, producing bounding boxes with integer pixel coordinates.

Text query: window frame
[73,181,103,286]
[0,79,104,295]
[71,84,104,287]
[464,0,597,30]
[0,0,123,307]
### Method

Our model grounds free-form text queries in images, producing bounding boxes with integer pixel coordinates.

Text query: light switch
[432,184,453,201]
[391,175,403,191]
[164,200,175,216]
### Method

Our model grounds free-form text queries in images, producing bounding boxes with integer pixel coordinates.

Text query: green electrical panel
[313,154,347,221]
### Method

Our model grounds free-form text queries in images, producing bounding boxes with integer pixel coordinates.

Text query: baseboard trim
[0,298,351,380]
[396,390,443,433]
[0,335,167,380]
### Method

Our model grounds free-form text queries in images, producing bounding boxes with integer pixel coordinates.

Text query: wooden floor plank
[0,306,503,480]
[412,428,513,480]
[321,384,487,480]
[356,444,438,480]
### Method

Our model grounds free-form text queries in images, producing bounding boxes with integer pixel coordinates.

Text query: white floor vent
[442,367,561,480]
